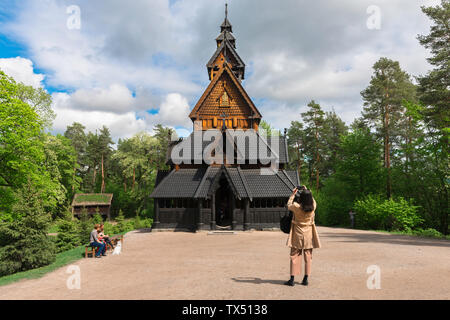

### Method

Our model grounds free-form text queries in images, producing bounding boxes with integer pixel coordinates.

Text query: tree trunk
[92,167,97,191]
[72,166,76,192]
[385,106,391,199]
[101,154,105,194]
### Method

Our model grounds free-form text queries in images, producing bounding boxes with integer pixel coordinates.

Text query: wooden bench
[85,245,97,258]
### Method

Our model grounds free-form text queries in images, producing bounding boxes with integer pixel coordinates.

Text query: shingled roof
[150,166,299,200]
[166,131,289,165]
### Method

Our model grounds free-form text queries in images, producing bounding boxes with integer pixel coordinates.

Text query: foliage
[74,194,110,204]
[92,212,103,225]
[55,213,81,253]
[78,209,92,245]
[353,195,423,232]
[0,182,56,277]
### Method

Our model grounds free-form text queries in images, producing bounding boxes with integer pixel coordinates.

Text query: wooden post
[244,198,250,231]
[197,199,204,231]
[154,199,160,229]
[211,193,216,230]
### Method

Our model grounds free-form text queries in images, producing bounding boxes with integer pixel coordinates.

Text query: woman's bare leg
[290,248,302,276]
[303,249,312,276]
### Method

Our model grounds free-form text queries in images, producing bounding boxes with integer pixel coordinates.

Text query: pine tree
[0,181,56,276]
[301,100,326,189]
[416,0,449,234]
[361,57,416,198]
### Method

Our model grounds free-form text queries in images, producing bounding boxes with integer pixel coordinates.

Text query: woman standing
[285,186,321,286]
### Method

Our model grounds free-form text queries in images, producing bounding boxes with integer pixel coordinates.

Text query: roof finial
[225,3,228,20]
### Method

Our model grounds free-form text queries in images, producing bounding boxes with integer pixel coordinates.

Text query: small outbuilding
[72,193,113,220]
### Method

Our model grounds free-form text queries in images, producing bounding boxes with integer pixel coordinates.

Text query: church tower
[150,4,298,232]
[189,4,262,131]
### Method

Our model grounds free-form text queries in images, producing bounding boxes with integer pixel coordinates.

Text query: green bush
[134,217,153,230]
[92,213,103,225]
[55,219,81,253]
[412,228,443,238]
[102,221,116,235]
[354,195,423,231]
[114,210,125,234]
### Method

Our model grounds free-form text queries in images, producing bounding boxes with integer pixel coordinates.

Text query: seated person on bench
[99,224,114,250]
[90,224,106,258]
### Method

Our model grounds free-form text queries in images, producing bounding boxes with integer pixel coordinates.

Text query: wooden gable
[190,63,261,130]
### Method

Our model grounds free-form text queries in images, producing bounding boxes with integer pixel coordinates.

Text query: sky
[0,0,441,142]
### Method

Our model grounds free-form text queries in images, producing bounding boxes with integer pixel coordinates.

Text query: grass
[0,246,85,287]
[74,194,110,204]
[317,224,450,240]
[372,228,450,240]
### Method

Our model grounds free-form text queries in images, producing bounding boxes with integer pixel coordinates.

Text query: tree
[335,129,383,197]
[361,57,416,198]
[153,124,177,170]
[0,180,56,276]
[322,110,348,177]
[14,83,55,130]
[287,121,306,181]
[0,71,47,212]
[416,0,449,234]
[64,122,88,192]
[112,132,160,216]
[301,100,326,189]
[259,120,280,137]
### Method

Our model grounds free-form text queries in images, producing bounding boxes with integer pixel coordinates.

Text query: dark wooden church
[150,6,299,231]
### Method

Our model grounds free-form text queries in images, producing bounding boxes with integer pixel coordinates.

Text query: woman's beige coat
[286,194,321,249]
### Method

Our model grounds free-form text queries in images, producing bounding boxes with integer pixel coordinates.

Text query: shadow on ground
[231,277,288,286]
[321,231,450,248]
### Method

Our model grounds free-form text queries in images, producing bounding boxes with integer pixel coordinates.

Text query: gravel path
[1,227,449,300]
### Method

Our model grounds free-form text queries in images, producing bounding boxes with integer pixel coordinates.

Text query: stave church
[150,5,299,231]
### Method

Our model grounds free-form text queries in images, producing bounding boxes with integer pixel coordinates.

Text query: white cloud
[69,84,136,114]
[0,57,44,88]
[51,90,192,142]
[147,93,192,128]
[2,0,442,138]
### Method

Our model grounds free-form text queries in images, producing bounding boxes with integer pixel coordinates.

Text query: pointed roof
[221,3,232,33]
[215,32,235,44]
[190,63,261,119]
[207,39,244,70]
[150,167,300,199]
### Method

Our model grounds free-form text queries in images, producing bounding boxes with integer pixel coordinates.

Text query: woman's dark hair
[294,189,314,212]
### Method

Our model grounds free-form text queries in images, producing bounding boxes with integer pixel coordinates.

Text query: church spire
[221,3,233,33]
[208,3,245,81]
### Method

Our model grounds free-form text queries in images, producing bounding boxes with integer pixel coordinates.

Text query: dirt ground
[1,226,449,300]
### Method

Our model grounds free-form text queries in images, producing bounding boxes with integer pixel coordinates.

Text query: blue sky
[0,0,439,142]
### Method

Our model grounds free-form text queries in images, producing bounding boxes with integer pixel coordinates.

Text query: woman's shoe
[301,276,309,286]
[284,279,295,287]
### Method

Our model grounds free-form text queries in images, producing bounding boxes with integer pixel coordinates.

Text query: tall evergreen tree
[416,0,449,234]
[301,100,326,189]
[322,110,348,177]
[361,57,416,198]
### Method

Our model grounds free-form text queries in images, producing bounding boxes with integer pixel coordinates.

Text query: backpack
[280,210,293,234]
